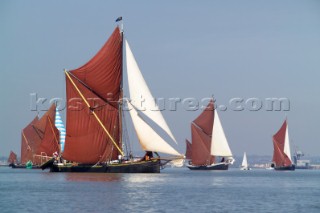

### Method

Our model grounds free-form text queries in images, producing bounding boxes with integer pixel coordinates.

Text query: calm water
[0,167,319,213]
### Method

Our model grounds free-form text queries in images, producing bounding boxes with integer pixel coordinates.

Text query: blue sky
[1,0,320,157]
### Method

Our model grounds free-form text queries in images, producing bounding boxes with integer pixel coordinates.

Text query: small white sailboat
[240,152,251,170]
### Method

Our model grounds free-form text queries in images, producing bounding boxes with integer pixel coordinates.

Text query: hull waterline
[274,164,295,171]
[187,163,229,170]
[42,158,161,173]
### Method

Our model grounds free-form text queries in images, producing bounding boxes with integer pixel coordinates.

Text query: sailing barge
[42,20,182,173]
[13,104,60,169]
[271,119,295,171]
[185,99,234,170]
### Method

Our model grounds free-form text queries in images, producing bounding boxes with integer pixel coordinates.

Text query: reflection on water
[63,173,123,182]
[124,173,167,184]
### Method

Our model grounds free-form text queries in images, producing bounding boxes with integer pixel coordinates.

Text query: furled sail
[55,109,66,152]
[272,119,292,166]
[191,124,214,165]
[62,27,123,164]
[21,116,40,164]
[128,105,180,156]
[125,40,177,144]
[210,110,233,157]
[8,151,17,164]
[185,139,192,159]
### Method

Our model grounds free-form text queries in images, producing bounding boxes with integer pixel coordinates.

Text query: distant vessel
[293,150,311,169]
[271,119,295,171]
[42,21,182,173]
[240,152,251,170]
[7,151,17,167]
[13,104,60,169]
[186,99,234,170]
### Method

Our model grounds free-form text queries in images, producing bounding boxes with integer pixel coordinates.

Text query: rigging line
[273,140,286,165]
[32,125,44,140]
[67,71,118,110]
[47,116,60,149]
[191,122,212,137]
[65,70,124,156]
[22,131,32,151]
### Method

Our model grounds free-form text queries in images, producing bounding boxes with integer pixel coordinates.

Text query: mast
[118,19,124,156]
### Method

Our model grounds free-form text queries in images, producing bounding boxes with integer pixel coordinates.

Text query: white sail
[241,152,248,167]
[210,110,233,157]
[125,40,177,144]
[128,105,181,156]
[284,124,292,162]
[54,108,66,152]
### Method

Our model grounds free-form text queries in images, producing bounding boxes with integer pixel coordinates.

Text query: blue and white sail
[55,109,66,152]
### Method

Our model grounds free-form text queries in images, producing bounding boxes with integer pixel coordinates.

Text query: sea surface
[0,166,319,213]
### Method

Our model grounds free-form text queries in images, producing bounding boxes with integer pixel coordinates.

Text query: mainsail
[62,27,123,164]
[21,116,40,164]
[272,119,292,166]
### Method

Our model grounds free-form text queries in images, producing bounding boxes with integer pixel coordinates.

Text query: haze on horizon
[1,0,319,158]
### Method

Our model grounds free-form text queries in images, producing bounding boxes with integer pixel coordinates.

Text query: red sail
[191,124,214,165]
[21,116,40,164]
[272,120,292,166]
[33,104,56,139]
[185,139,192,159]
[62,27,122,164]
[8,151,17,164]
[193,100,214,136]
[272,140,291,167]
[31,104,57,160]
[34,117,60,164]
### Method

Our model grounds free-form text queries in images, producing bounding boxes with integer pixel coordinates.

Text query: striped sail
[55,109,66,152]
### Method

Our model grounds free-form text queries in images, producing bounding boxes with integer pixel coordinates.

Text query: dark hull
[48,160,161,173]
[274,165,295,171]
[187,163,229,170]
[11,164,41,169]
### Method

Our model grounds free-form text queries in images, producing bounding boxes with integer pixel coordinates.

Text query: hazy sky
[1,0,320,158]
